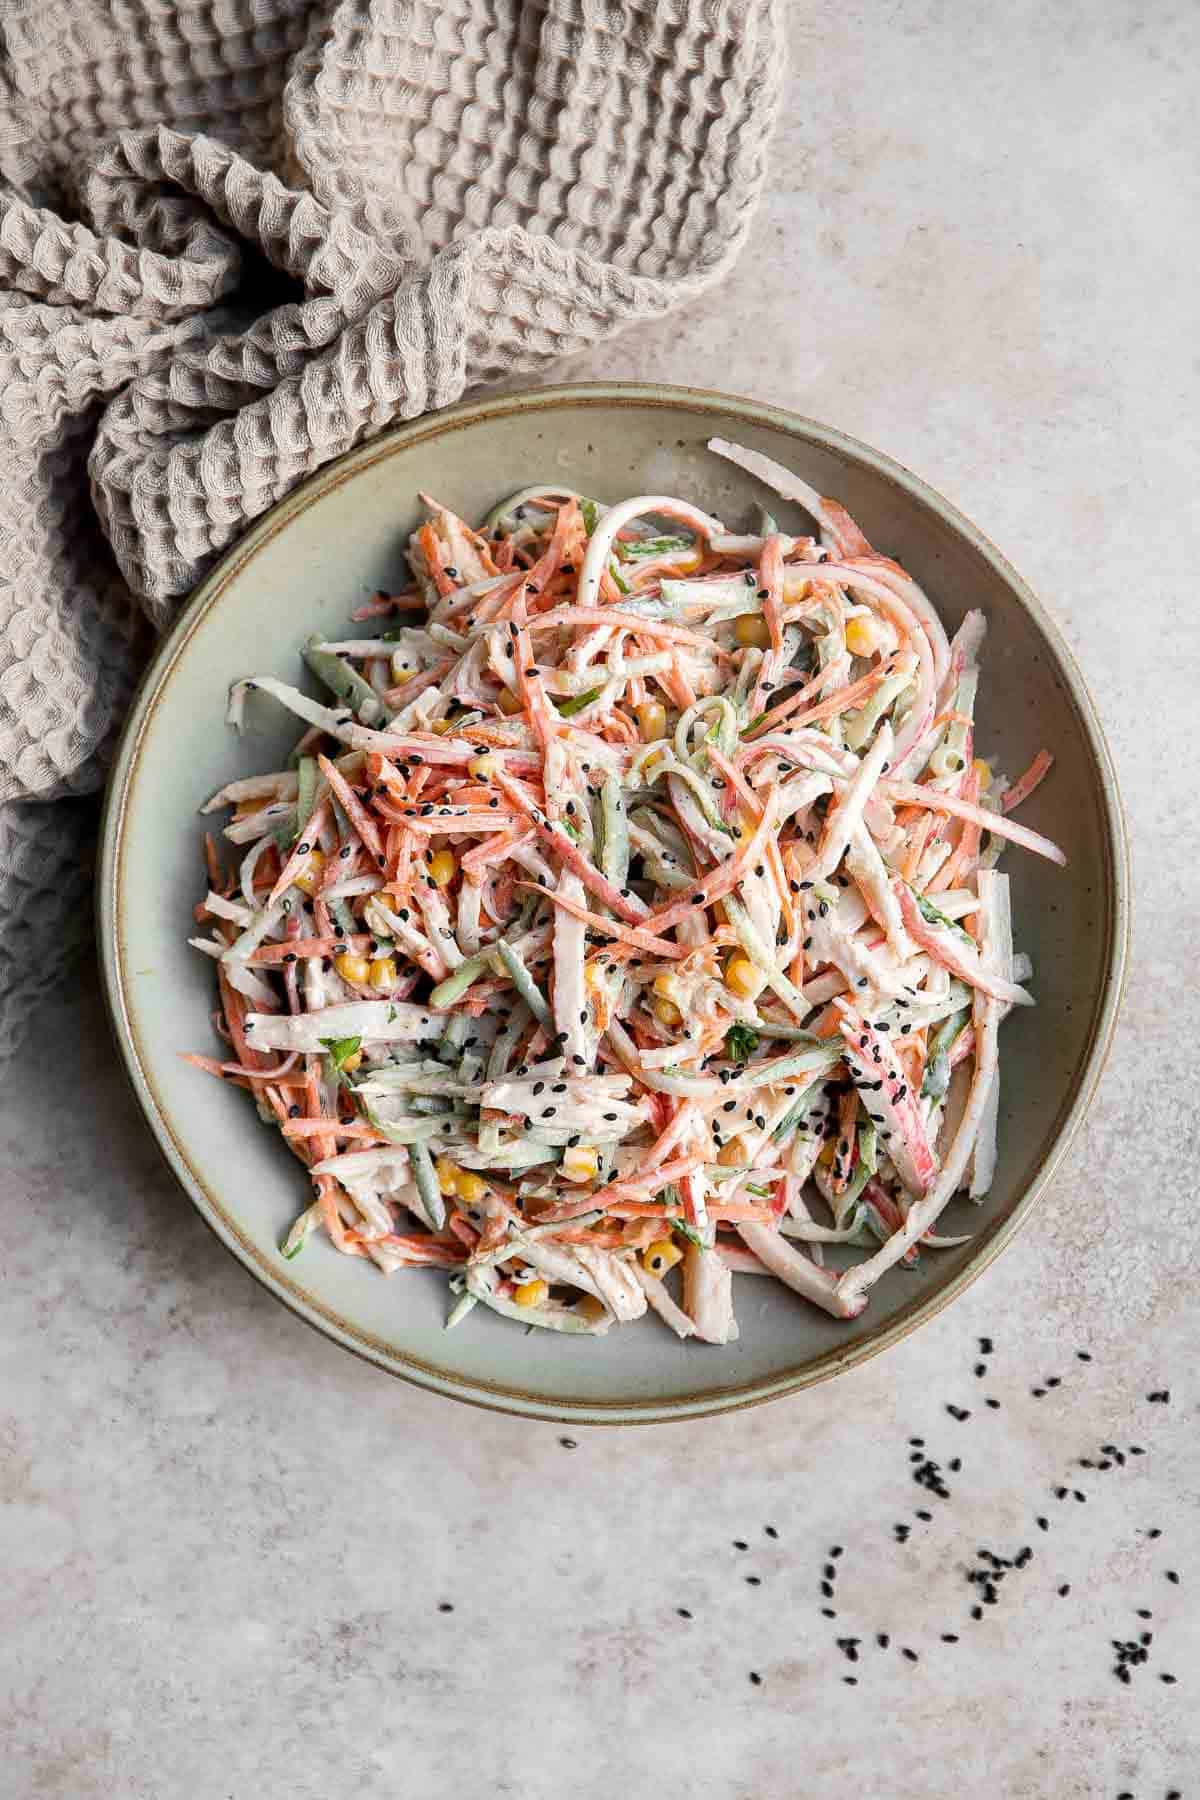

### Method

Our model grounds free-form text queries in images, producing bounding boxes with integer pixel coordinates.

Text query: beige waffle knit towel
[0,0,783,1046]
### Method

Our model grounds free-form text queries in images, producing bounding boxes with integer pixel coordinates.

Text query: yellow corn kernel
[818,1139,836,1167]
[334,951,370,984]
[652,994,682,1029]
[724,955,766,1002]
[735,613,771,649]
[576,1293,608,1323]
[668,550,702,573]
[497,686,523,715]
[584,959,605,994]
[561,1144,600,1184]
[718,1136,749,1168]
[292,848,326,897]
[340,1050,363,1074]
[428,849,456,889]
[434,1156,462,1195]
[468,754,498,780]
[368,956,398,990]
[642,743,671,776]
[513,1278,548,1308]
[734,807,757,839]
[636,700,668,742]
[972,757,992,786]
[455,1170,488,1205]
[430,718,453,736]
[652,973,678,999]
[642,1237,683,1277]
[845,615,878,657]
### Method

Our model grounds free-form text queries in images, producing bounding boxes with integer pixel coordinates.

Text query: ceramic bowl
[97,383,1129,1423]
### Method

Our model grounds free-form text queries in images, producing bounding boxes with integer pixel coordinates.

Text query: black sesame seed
[438,1601,454,1613]
[745,1575,762,1587]
[748,1671,762,1686]
[559,1437,577,1449]
[1165,1570,1180,1584]
[1160,1672,1178,1684]
[1057,1584,1070,1597]
[901,1647,919,1663]
[876,1632,890,1648]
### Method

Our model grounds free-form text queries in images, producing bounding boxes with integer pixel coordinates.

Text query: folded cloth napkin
[0,0,783,1049]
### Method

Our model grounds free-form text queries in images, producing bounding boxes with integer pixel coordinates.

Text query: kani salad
[187,439,1061,1342]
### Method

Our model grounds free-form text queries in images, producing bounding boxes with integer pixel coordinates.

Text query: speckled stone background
[4,4,1198,1796]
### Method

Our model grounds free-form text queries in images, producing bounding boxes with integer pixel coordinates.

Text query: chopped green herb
[580,498,599,536]
[320,1035,362,1071]
[725,1023,760,1063]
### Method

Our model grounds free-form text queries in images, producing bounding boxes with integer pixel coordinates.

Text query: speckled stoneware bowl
[98,383,1129,1424]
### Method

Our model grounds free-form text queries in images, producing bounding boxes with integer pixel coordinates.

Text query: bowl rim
[97,379,1131,1425]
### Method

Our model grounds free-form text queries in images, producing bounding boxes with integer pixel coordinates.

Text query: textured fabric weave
[0,0,783,1049]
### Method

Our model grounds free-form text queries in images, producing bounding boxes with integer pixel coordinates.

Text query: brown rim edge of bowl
[97,380,1132,1426]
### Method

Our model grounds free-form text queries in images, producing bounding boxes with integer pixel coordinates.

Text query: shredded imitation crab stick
[188,451,1062,1341]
